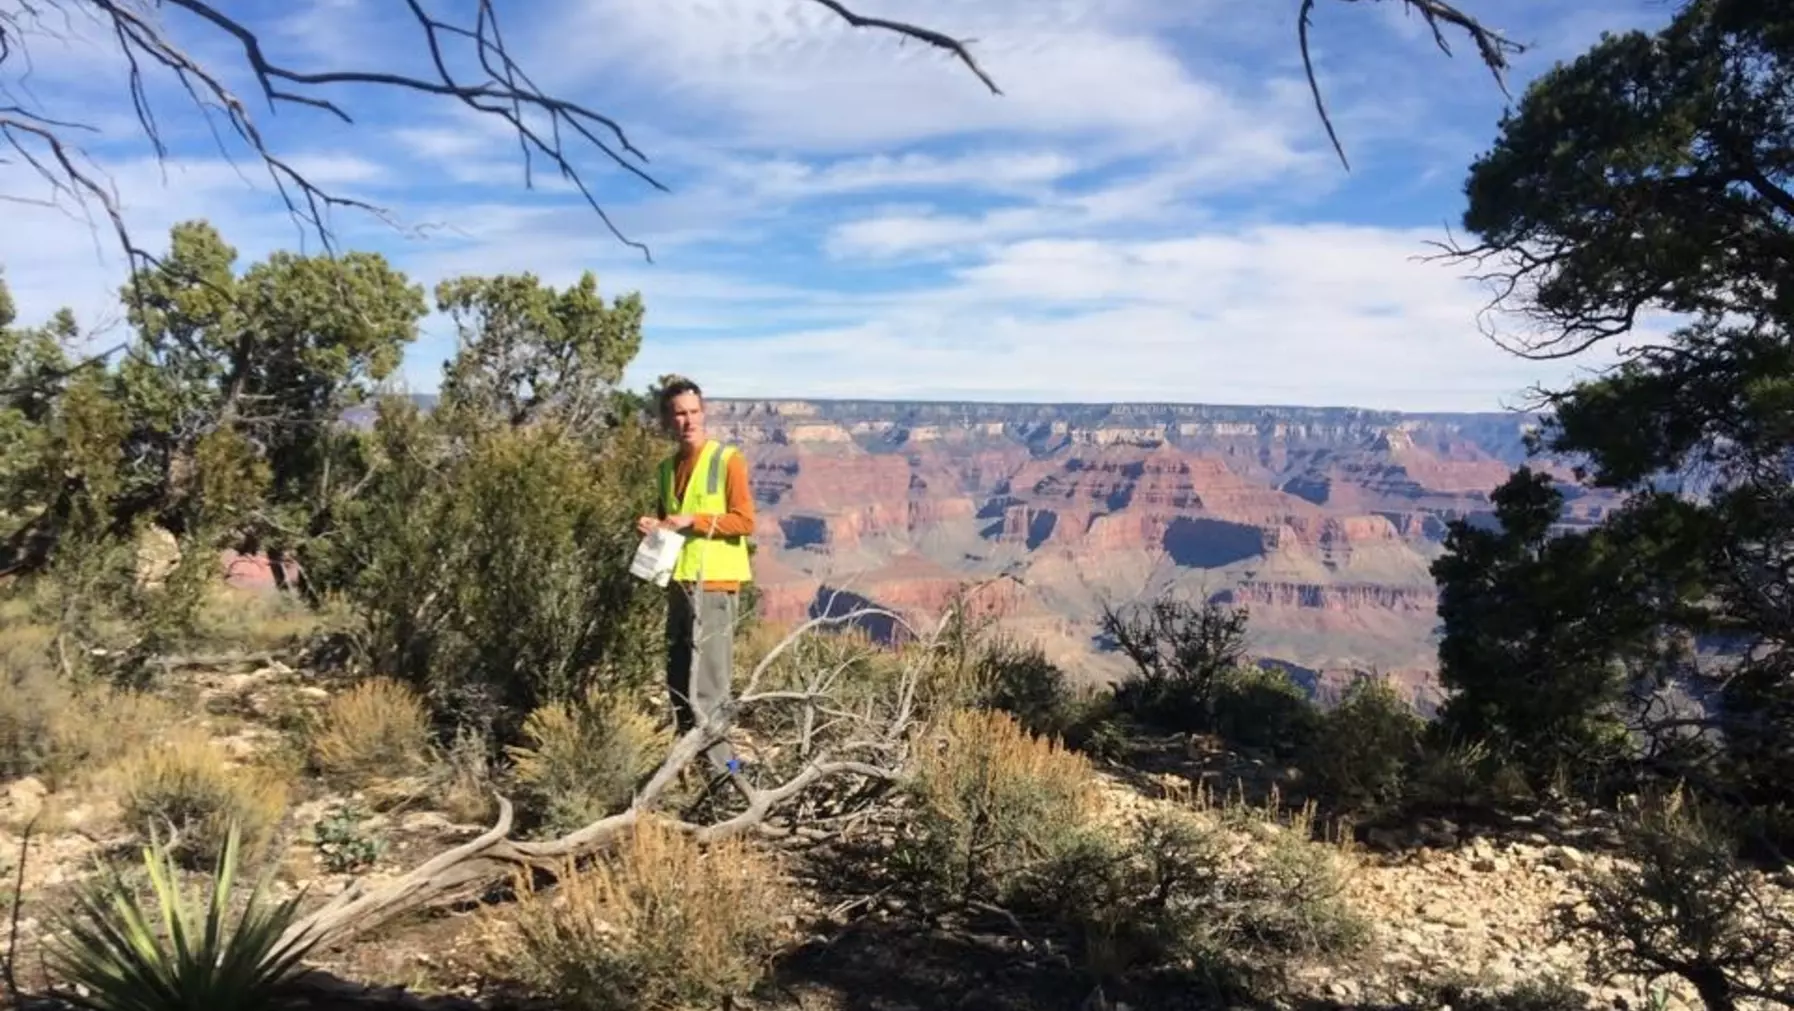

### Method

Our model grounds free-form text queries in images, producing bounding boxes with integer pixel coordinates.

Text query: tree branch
[275,601,937,953]
[1299,0,1522,170]
[0,0,1003,273]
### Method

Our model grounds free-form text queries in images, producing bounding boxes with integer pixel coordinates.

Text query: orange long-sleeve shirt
[660,446,755,591]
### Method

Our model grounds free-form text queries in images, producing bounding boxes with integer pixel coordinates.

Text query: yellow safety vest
[658,440,754,586]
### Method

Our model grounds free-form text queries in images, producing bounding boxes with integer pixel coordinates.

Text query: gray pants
[665,584,738,771]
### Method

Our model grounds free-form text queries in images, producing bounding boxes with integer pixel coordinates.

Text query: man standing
[636,378,754,774]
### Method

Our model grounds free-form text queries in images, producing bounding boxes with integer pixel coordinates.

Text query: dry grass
[433,725,497,825]
[490,816,790,1010]
[506,688,669,835]
[901,707,1100,906]
[308,676,434,793]
[109,726,290,866]
[191,583,333,652]
[0,614,180,788]
[46,687,181,788]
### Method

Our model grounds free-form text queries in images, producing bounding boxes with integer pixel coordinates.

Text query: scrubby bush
[1562,789,1794,1011]
[969,634,1075,736]
[308,676,435,792]
[1427,975,1595,1011]
[433,724,499,826]
[1017,792,1367,996]
[46,687,181,788]
[0,626,66,777]
[112,728,290,866]
[1225,805,1367,961]
[897,707,1099,908]
[1301,676,1426,812]
[1211,663,1319,755]
[1407,736,1537,814]
[317,404,665,745]
[506,689,669,835]
[0,635,178,786]
[493,817,789,1011]
[1104,594,1250,732]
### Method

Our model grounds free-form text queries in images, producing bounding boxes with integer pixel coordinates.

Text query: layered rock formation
[708,399,1624,702]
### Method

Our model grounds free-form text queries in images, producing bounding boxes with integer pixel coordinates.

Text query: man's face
[664,391,705,448]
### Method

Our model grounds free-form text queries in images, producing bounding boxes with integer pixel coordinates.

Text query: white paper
[629,527,683,587]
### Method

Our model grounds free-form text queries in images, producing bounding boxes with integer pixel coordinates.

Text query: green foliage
[435,271,644,431]
[1560,790,1794,1011]
[1451,0,1794,837]
[967,633,1078,738]
[1020,802,1367,995]
[10,222,421,567]
[320,406,664,742]
[1210,663,1318,756]
[306,270,662,744]
[1104,593,1252,733]
[1301,676,1426,812]
[1,222,426,662]
[1461,0,1791,349]
[895,708,1099,909]
[46,822,317,1011]
[312,801,386,874]
[1430,469,1694,788]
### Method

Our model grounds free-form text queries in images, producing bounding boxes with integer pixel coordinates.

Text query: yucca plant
[45,821,317,1011]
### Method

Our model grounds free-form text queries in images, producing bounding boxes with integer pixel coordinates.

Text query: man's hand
[635,515,660,536]
[663,514,696,531]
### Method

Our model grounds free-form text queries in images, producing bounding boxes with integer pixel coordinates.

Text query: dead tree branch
[0,0,999,271]
[276,601,952,954]
[1299,0,1522,170]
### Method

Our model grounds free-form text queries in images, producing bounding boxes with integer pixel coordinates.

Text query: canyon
[705,399,1623,709]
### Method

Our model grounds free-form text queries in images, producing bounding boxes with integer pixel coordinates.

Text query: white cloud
[626,223,1630,412]
[549,0,1307,155]
[1,0,1681,415]
[725,150,1083,197]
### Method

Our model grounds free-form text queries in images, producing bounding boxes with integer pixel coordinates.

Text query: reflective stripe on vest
[659,440,753,585]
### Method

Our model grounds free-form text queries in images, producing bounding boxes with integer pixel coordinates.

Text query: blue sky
[0,0,1676,411]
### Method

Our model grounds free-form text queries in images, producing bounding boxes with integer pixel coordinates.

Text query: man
[636,377,754,774]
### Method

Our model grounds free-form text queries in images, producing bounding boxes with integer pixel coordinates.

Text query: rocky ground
[3,660,1789,1011]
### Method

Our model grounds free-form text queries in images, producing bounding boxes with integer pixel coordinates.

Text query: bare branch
[0,0,1002,273]
[805,0,1002,96]
[276,602,933,953]
[1299,0,1523,170]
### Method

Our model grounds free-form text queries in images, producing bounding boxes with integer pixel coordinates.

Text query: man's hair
[657,377,702,419]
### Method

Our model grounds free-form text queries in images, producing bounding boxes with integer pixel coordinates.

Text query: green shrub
[314,402,665,745]
[1301,676,1426,812]
[1212,664,1320,755]
[1427,975,1594,1011]
[312,801,386,874]
[1021,800,1367,995]
[969,634,1077,738]
[1105,594,1250,733]
[46,822,317,1011]
[1408,735,1536,812]
[0,622,66,777]
[1562,789,1794,1011]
